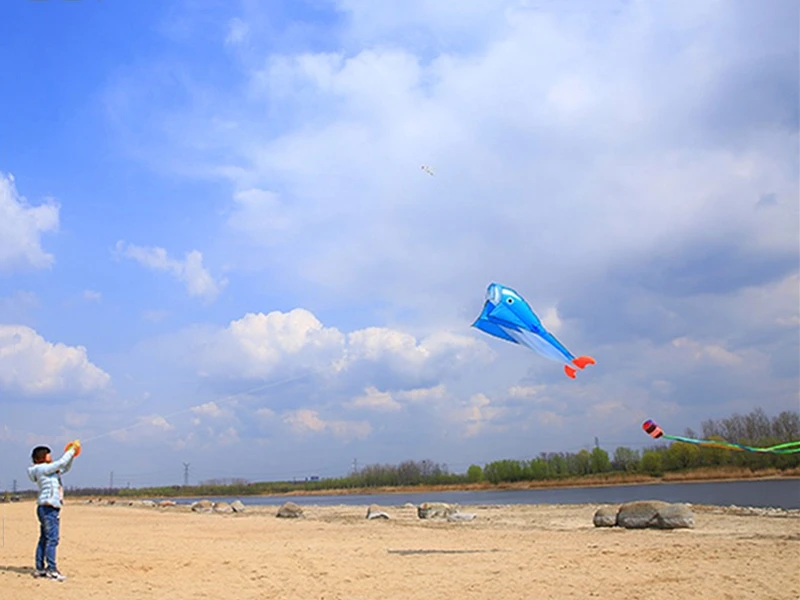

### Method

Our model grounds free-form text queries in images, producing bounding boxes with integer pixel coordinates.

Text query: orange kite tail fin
[564,365,577,379]
[572,356,596,370]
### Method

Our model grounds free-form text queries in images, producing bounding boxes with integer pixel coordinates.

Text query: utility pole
[12,480,17,494]
[594,436,599,449]
[183,463,190,487]
[109,471,114,491]
[352,458,358,475]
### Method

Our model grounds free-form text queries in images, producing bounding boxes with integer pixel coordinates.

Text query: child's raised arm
[37,446,77,476]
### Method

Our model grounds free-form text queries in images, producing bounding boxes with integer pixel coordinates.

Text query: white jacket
[27,447,76,508]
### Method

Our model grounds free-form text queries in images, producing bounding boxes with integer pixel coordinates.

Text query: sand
[0,499,798,600]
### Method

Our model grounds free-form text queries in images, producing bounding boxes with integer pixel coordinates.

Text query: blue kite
[472,283,596,379]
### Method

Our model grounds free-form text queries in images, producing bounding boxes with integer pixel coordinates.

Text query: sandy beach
[1,499,798,600]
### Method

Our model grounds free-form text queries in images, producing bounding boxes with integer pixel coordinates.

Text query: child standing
[27,440,81,581]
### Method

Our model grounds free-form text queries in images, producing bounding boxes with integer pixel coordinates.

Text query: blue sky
[1,0,798,489]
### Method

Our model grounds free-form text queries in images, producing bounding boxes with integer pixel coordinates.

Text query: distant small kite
[642,420,800,454]
[421,165,435,176]
[472,283,595,379]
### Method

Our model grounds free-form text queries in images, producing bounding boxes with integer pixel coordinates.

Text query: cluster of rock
[358,502,475,522]
[189,499,246,513]
[709,505,800,518]
[83,498,145,507]
[416,502,476,522]
[271,500,478,521]
[84,498,249,512]
[593,501,695,529]
[82,496,795,525]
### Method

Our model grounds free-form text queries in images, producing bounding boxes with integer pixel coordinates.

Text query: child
[27,440,81,581]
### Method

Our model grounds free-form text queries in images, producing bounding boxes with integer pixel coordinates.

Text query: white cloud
[344,386,402,412]
[83,289,102,302]
[182,425,240,448]
[188,308,493,389]
[343,328,495,379]
[226,188,291,244]
[0,174,59,273]
[507,385,546,399]
[396,383,448,403]
[458,393,507,438]
[116,241,227,301]
[282,408,372,441]
[225,17,249,46]
[194,308,345,379]
[255,407,276,419]
[670,337,743,367]
[540,307,562,333]
[191,401,225,418]
[109,415,175,441]
[0,325,111,396]
[284,408,326,433]
[217,426,240,445]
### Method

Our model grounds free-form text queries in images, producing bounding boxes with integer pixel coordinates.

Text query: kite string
[662,433,800,455]
[80,373,310,445]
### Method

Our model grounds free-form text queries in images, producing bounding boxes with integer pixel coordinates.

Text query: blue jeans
[36,505,60,572]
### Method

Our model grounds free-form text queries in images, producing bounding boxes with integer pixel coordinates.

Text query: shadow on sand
[0,565,37,576]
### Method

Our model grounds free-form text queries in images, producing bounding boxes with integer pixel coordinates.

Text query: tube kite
[421,165,435,176]
[642,420,800,454]
[472,283,596,379]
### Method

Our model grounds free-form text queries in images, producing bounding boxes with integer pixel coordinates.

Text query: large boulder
[603,501,695,530]
[276,501,304,518]
[191,499,215,513]
[593,506,618,527]
[616,501,671,529]
[655,503,695,529]
[417,502,457,519]
[366,505,390,519]
[231,500,246,513]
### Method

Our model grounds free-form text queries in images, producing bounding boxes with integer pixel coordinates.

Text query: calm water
[162,478,800,510]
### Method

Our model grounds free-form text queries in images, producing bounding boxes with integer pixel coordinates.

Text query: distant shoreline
[270,471,800,498]
[65,468,800,501]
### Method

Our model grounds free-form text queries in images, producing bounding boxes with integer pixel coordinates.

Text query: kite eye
[506,298,513,304]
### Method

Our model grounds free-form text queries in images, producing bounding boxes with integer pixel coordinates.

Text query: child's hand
[65,439,82,457]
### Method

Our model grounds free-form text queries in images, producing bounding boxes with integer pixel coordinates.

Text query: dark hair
[31,446,51,463]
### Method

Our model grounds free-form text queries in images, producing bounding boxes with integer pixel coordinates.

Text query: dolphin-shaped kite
[472,283,596,379]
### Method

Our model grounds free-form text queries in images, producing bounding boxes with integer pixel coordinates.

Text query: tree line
[48,407,799,498]
[476,408,799,483]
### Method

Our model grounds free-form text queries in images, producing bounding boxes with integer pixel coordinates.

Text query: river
[158,478,800,510]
